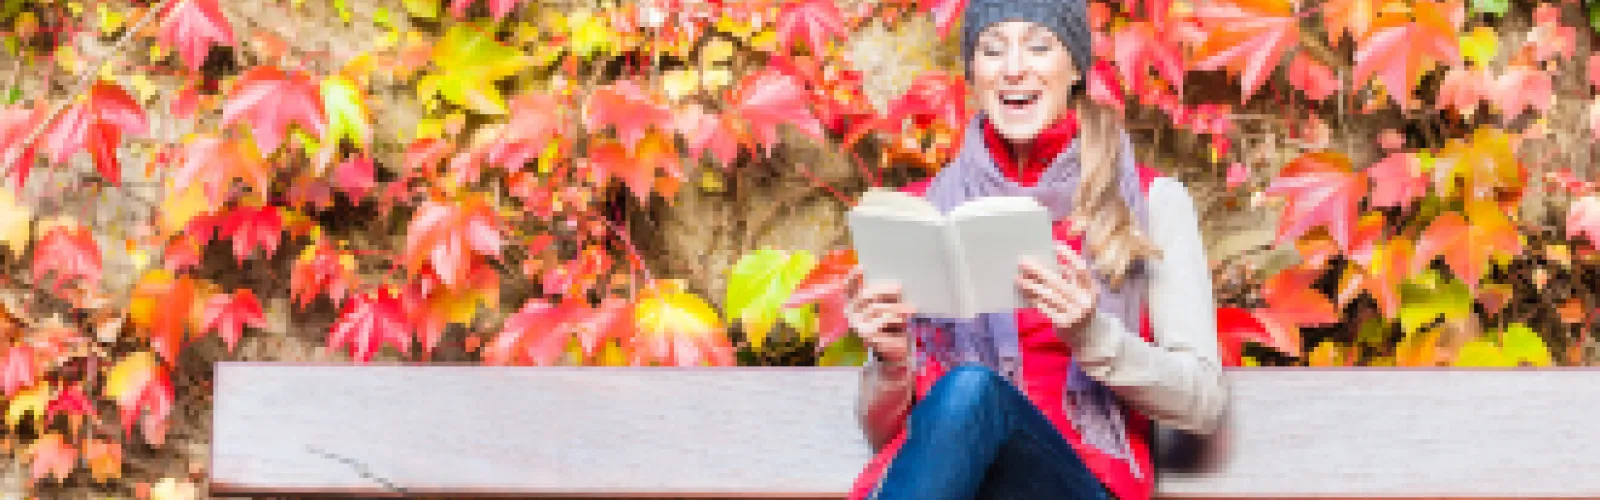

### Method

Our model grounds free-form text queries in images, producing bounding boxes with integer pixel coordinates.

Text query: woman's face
[970,21,1080,143]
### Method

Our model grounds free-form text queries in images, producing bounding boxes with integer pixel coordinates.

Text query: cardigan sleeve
[1069,177,1229,434]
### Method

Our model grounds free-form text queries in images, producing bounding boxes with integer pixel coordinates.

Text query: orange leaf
[483,298,579,366]
[1356,237,1414,319]
[1287,54,1339,102]
[404,197,505,289]
[83,438,122,482]
[1366,152,1428,209]
[129,270,199,363]
[1413,205,1522,293]
[2,345,35,397]
[1187,0,1298,102]
[1264,152,1369,254]
[170,134,270,205]
[1255,266,1338,357]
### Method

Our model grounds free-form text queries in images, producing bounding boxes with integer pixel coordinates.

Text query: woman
[843,1,1228,499]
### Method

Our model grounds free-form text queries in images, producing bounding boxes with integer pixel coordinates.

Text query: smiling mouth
[998,91,1041,113]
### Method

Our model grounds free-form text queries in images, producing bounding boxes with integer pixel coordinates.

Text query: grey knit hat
[960,0,1093,80]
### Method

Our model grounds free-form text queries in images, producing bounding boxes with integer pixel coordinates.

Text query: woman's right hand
[844,268,914,366]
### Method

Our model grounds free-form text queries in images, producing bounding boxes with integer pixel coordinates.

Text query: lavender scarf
[910,113,1151,478]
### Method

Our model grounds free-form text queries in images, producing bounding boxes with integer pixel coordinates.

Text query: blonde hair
[1068,102,1162,291]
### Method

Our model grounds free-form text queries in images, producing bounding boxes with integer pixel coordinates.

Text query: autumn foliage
[0,0,1597,495]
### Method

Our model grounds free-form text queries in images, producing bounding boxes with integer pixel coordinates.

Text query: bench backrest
[209,365,1600,498]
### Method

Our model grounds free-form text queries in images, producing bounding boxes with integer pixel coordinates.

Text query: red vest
[847,166,1164,500]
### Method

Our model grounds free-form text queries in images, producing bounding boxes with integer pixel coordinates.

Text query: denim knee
[921,364,1006,420]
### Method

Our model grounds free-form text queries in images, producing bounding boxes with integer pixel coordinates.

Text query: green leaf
[1398,269,1472,335]
[334,0,351,23]
[725,248,816,351]
[420,25,531,115]
[4,86,18,105]
[1470,0,1508,15]
[819,333,869,367]
[374,7,393,28]
[322,75,371,148]
[1499,323,1553,367]
[780,303,818,343]
[1453,340,1511,367]
[404,0,440,19]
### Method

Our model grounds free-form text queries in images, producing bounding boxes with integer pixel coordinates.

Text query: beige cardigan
[857,177,1229,448]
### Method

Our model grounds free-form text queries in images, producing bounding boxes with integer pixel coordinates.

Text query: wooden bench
[209,364,1600,498]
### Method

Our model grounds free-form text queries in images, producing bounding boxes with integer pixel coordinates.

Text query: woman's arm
[1069,177,1229,434]
[856,351,916,449]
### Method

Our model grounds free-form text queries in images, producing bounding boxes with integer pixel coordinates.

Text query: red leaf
[919,0,967,37]
[730,69,824,155]
[571,297,633,358]
[844,72,961,148]
[1112,22,1185,93]
[171,83,201,119]
[212,206,284,263]
[1264,152,1369,253]
[404,138,454,179]
[1086,60,1126,111]
[1351,4,1460,108]
[585,80,672,151]
[1489,67,1553,123]
[1213,307,1269,365]
[33,225,102,293]
[784,249,857,346]
[27,433,75,483]
[483,298,578,366]
[202,289,267,353]
[0,104,45,187]
[328,288,412,363]
[159,0,235,72]
[1,345,34,397]
[776,0,847,54]
[333,156,375,201]
[449,0,529,19]
[39,82,146,184]
[221,66,326,156]
[1436,67,1487,115]
[404,198,505,288]
[674,104,740,170]
[1188,0,1298,102]
[104,351,174,446]
[1366,152,1427,208]
[1569,196,1600,248]
[482,93,566,170]
[291,243,356,308]
[45,385,95,419]
[1287,54,1338,102]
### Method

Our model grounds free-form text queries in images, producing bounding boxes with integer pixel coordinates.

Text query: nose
[1001,45,1026,82]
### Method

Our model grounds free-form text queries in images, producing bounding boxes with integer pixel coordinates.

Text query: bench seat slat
[210,364,1600,498]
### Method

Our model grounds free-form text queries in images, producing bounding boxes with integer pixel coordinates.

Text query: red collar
[981,110,1079,187]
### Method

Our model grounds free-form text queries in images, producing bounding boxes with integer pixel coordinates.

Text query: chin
[993,122,1044,142]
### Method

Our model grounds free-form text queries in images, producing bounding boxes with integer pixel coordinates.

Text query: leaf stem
[0,0,178,183]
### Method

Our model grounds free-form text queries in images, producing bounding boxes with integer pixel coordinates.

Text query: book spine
[942,221,977,319]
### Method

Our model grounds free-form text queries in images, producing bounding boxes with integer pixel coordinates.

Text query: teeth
[1000,92,1038,104]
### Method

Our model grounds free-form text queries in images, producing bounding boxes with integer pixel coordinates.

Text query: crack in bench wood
[210,364,1600,498]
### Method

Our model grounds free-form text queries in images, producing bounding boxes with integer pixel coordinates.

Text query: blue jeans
[874,364,1111,500]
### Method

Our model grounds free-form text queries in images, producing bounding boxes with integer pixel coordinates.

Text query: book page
[846,195,960,318]
[947,196,1058,316]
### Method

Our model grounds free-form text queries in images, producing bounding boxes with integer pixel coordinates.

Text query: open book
[846,188,1060,319]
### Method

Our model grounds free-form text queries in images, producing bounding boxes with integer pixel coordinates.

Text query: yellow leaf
[1308,340,1350,366]
[1394,329,1442,366]
[0,189,33,257]
[161,183,211,235]
[569,11,615,57]
[750,30,778,53]
[598,339,629,366]
[149,478,198,500]
[700,169,724,192]
[98,3,126,35]
[662,69,701,101]
[1460,27,1497,67]
[403,0,439,19]
[6,383,50,429]
[702,39,736,64]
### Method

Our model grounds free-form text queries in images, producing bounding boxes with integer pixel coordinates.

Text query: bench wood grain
[209,364,1600,498]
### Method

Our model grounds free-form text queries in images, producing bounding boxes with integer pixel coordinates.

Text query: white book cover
[845,188,1060,319]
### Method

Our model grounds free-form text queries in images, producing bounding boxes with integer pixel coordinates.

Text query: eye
[1030,44,1050,53]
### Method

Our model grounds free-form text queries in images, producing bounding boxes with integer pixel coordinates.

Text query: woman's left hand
[1018,242,1099,340]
